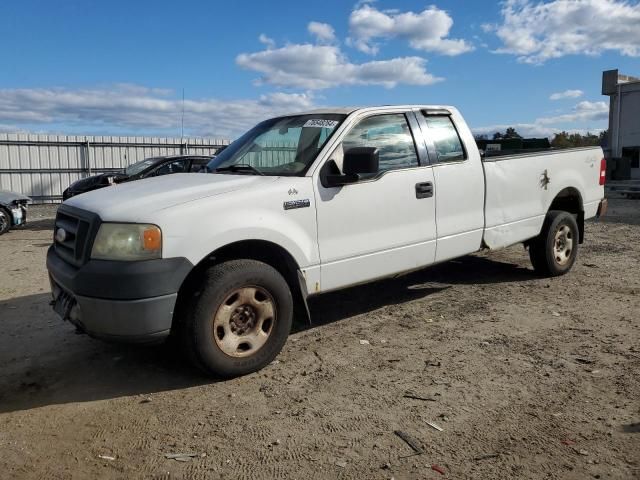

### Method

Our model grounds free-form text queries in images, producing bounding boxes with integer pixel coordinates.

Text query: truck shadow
[0,255,534,413]
[304,254,535,329]
[20,217,56,231]
[0,293,208,414]
[0,219,55,242]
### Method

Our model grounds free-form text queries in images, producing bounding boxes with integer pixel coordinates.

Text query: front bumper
[50,281,177,342]
[47,246,193,342]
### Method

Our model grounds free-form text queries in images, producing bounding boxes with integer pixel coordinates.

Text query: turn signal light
[143,226,162,251]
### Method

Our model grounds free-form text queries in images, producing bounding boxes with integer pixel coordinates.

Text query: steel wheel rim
[553,225,573,266]
[213,286,276,358]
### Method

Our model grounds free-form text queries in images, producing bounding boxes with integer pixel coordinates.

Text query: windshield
[124,158,157,176]
[207,114,346,176]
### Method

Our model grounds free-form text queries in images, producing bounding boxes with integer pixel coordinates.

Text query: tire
[529,210,579,277]
[180,259,293,378]
[0,208,11,235]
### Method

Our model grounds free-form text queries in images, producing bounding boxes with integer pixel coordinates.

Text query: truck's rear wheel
[181,259,293,378]
[529,210,579,277]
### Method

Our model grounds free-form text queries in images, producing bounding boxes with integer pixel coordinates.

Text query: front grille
[54,205,100,267]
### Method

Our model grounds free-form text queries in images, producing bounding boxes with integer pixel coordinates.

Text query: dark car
[0,190,30,235]
[62,155,212,200]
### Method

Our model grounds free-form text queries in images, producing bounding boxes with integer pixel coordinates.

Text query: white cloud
[490,0,640,64]
[353,0,376,8]
[0,85,316,137]
[111,83,172,97]
[347,4,473,55]
[236,43,442,89]
[537,100,608,125]
[480,23,494,33]
[473,100,609,138]
[550,89,584,100]
[0,123,20,133]
[308,22,337,44]
[259,34,275,49]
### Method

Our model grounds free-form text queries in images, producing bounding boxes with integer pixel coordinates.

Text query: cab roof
[290,105,455,116]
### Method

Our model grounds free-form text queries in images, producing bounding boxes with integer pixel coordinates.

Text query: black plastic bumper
[47,246,193,341]
[47,246,192,299]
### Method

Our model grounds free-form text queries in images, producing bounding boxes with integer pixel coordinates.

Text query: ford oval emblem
[55,228,67,243]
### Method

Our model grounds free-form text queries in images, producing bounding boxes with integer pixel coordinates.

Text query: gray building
[602,69,640,180]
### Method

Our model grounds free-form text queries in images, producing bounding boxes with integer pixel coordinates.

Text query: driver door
[314,111,437,292]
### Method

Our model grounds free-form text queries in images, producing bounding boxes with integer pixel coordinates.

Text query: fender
[156,181,322,295]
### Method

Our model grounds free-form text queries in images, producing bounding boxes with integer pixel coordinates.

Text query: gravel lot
[0,199,638,479]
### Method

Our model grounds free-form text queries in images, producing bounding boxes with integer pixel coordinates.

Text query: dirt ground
[0,199,638,480]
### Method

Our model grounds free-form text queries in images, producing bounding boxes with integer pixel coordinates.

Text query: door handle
[415,182,433,199]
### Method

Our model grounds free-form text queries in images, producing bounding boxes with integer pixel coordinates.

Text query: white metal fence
[0,133,230,203]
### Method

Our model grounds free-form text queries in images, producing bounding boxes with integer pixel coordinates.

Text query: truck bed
[481,146,604,250]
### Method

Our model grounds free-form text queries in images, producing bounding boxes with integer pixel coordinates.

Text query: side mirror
[343,147,379,176]
[321,147,379,188]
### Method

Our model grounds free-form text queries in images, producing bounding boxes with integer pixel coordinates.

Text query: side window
[342,114,418,173]
[423,115,466,163]
[153,160,188,176]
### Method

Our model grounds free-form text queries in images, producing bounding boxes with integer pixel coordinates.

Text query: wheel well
[174,240,309,329]
[549,187,584,243]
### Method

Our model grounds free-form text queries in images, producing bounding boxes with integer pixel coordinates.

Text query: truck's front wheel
[182,259,293,378]
[529,210,579,277]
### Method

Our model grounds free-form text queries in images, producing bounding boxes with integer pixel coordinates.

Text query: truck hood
[64,173,279,221]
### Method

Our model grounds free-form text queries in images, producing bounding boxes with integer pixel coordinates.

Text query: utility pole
[181,87,185,140]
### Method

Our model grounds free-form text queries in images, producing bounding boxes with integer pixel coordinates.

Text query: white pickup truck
[47,105,607,377]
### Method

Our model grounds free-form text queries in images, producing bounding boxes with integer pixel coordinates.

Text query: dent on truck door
[418,113,485,262]
[314,112,437,292]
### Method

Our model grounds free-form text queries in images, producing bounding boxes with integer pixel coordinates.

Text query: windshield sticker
[303,119,339,129]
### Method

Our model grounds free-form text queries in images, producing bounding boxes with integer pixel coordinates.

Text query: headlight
[91,223,162,261]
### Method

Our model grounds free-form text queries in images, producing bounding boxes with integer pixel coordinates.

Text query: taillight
[599,158,606,186]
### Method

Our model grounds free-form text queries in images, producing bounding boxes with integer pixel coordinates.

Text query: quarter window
[342,114,418,173]
[423,115,466,163]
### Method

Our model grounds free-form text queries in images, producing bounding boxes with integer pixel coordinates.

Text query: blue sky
[1,0,638,138]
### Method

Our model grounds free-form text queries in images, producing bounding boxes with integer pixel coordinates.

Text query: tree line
[475,128,607,148]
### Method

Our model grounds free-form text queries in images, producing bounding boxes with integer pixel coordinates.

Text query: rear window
[423,115,466,163]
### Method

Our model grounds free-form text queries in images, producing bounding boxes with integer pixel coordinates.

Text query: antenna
[181,88,185,139]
